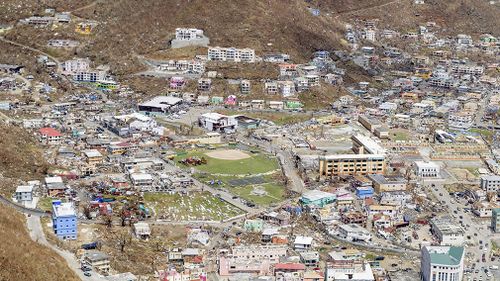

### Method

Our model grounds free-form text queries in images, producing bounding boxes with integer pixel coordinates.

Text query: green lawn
[37,197,56,211]
[144,192,244,221]
[174,150,279,175]
[390,130,410,141]
[229,183,285,205]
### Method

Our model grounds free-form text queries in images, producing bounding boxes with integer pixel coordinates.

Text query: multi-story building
[15,185,33,203]
[207,47,255,62]
[52,200,77,240]
[430,216,465,246]
[175,28,205,40]
[448,112,474,130]
[83,251,110,275]
[171,28,209,48]
[492,208,500,233]
[338,224,372,243]
[61,58,90,75]
[73,70,106,83]
[219,245,288,277]
[38,127,62,145]
[368,174,407,193]
[420,246,464,281]
[198,112,238,133]
[450,64,484,76]
[319,154,385,178]
[240,79,251,94]
[414,161,440,178]
[480,175,500,192]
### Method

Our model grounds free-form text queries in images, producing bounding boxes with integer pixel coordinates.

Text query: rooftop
[425,246,464,266]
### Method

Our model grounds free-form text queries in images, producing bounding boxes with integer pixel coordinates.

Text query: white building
[198,113,238,133]
[61,58,90,75]
[207,47,255,63]
[293,236,313,251]
[420,246,464,281]
[414,161,440,178]
[130,173,153,192]
[325,261,375,281]
[15,185,34,203]
[171,28,209,48]
[480,175,500,192]
[430,217,465,246]
[338,224,372,242]
[448,112,474,131]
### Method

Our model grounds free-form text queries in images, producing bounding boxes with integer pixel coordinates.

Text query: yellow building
[319,154,385,178]
[83,149,103,165]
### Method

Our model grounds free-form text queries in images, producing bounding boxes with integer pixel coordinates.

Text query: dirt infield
[205,149,251,160]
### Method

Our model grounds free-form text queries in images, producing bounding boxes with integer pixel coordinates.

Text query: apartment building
[492,208,500,233]
[52,200,77,240]
[319,154,385,178]
[450,64,484,75]
[207,47,255,62]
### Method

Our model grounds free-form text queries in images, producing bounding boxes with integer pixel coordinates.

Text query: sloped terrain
[0,204,80,281]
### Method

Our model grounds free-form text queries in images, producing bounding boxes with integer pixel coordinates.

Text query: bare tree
[102,214,113,228]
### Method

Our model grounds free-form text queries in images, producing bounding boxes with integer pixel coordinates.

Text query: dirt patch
[206,149,251,160]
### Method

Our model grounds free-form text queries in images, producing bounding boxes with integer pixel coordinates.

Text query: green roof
[429,246,464,266]
[493,208,500,216]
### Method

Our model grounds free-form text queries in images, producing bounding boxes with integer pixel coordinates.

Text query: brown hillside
[0,124,48,195]
[0,204,79,281]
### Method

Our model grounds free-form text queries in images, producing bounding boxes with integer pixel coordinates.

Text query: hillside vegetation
[0,204,79,281]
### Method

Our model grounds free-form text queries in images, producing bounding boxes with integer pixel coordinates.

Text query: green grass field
[174,150,279,175]
[144,192,244,221]
[37,197,55,212]
[229,183,285,205]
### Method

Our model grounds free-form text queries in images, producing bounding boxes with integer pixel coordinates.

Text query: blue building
[52,200,77,240]
[355,186,374,199]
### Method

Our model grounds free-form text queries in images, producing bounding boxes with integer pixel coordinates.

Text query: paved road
[26,215,106,281]
[0,194,48,216]
[430,181,499,281]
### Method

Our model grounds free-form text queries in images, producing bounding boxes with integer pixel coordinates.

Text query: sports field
[174,149,279,175]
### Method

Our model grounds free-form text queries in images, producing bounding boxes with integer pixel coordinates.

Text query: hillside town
[0,1,500,281]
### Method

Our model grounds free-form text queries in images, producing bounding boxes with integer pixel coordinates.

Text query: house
[171,28,209,48]
[420,246,464,281]
[300,190,336,208]
[240,80,251,94]
[300,251,320,267]
[338,224,372,242]
[198,113,238,133]
[38,127,63,145]
[133,222,151,240]
[15,185,34,203]
[45,176,67,196]
[197,78,212,92]
[274,263,306,280]
[83,149,103,165]
[52,200,77,240]
[83,250,110,275]
[294,236,313,251]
